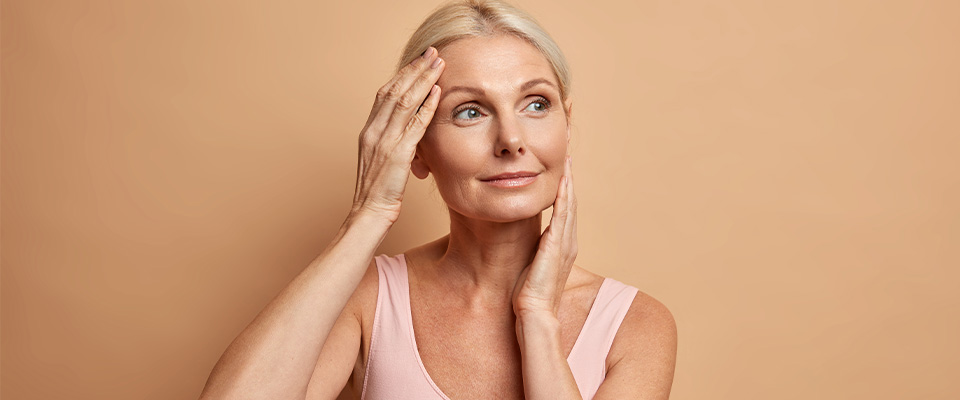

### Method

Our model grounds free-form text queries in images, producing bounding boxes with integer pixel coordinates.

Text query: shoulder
[568,265,677,357]
[598,286,678,398]
[617,290,678,356]
[570,265,677,370]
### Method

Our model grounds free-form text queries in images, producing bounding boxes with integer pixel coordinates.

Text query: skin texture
[199,33,676,400]
[398,35,676,399]
[410,34,575,312]
[409,35,584,399]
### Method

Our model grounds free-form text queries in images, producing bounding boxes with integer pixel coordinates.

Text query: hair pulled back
[397,0,572,104]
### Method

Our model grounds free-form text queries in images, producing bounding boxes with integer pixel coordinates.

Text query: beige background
[3,0,959,399]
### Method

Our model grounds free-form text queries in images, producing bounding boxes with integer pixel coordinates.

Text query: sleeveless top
[360,254,640,400]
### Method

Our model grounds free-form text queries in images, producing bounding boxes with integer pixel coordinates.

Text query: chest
[351,268,603,399]
[360,285,598,399]
[411,305,526,398]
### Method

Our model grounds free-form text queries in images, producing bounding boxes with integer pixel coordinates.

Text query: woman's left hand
[512,155,578,319]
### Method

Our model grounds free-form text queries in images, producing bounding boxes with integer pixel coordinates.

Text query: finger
[542,174,569,255]
[377,47,437,110]
[568,155,577,228]
[382,56,445,142]
[555,156,572,227]
[400,84,441,153]
[375,48,440,131]
[364,47,440,134]
[564,154,574,218]
[563,156,578,255]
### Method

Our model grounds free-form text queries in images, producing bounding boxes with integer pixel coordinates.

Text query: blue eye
[524,97,551,112]
[453,106,482,120]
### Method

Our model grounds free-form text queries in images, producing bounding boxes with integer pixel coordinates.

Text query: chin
[450,193,555,223]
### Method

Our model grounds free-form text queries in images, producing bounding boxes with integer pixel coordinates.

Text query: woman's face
[412,34,572,223]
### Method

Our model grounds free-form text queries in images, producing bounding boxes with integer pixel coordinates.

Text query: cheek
[419,130,484,180]
[523,118,569,163]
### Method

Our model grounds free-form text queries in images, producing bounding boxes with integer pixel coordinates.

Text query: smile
[483,175,537,188]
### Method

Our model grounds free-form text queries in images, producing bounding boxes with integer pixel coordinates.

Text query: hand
[350,47,445,225]
[512,155,578,318]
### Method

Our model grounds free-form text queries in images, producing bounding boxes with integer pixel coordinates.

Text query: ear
[411,149,431,179]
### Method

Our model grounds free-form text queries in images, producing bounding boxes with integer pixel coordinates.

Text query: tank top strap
[363,254,640,400]
[566,277,640,399]
[362,254,448,399]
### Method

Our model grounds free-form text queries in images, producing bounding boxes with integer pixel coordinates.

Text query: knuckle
[359,126,378,143]
[396,92,418,110]
[376,87,389,102]
[406,112,425,130]
[360,135,375,149]
[385,84,403,101]
[418,93,438,113]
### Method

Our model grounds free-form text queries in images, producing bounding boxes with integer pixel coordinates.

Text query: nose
[494,115,526,157]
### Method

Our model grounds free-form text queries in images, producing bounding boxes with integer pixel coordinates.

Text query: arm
[513,153,678,399]
[593,294,678,399]
[198,214,389,400]
[516,287,679,400]
[512,155,582,399]
[198,46,446,400]
[516,311,583,400]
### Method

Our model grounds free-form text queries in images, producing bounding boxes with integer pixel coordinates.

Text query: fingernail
[430,57,442,69]
[422,47,435,60]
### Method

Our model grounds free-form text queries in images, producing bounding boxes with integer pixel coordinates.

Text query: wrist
[517,310,560,325]
[515,311,562,357]
[343,210,394,233]
[516,311,561,338]
[325,211,393,256]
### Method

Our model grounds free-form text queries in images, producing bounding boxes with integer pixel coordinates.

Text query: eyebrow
[442,78,558,99]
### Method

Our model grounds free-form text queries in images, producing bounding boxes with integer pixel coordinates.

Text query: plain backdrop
[2,0,959,399]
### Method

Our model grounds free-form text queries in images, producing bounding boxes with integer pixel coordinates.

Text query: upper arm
[304,259,378,400]
[593,291,678,400]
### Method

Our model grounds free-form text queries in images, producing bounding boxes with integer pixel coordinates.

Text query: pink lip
[482,171,539,180]
[480,171,539,188]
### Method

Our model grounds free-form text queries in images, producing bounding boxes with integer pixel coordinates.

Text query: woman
[199,0,677,399]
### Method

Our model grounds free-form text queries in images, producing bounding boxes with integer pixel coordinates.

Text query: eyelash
[529,96,552,112]
[452,96,552,119]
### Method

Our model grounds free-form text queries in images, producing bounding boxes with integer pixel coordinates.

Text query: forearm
[517,312,584,400]
[200,212,390,399]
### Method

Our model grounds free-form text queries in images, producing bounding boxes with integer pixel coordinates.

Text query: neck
[434,209,543,304]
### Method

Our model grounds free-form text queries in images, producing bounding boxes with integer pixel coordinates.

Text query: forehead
[436,34,558,94]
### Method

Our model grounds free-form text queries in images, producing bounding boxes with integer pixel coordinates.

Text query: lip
[481,171,540,181]
[480,171,540,188]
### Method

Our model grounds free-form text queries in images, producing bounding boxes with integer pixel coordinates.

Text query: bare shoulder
[595,286,678,399]
[616,290,678,360]
[569,265,677,350]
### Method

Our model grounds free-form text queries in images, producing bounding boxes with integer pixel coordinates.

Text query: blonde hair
[397,0,572,104]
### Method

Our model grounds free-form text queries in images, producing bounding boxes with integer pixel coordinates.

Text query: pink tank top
[360,254,639,400]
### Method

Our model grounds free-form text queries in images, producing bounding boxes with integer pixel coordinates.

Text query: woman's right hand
[350,46,445,225]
